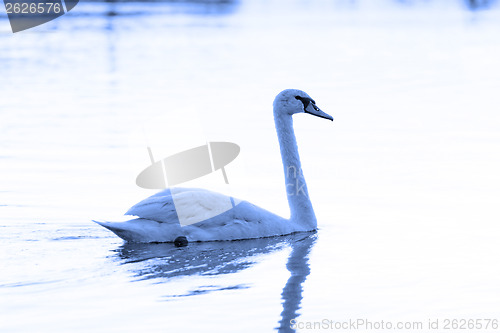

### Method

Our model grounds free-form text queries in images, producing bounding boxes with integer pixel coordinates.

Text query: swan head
[273,89,333,121]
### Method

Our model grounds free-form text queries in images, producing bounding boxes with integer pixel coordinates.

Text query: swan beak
[305,103,334,121]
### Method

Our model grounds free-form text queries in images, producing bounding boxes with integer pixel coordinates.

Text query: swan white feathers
[95,89,333,243]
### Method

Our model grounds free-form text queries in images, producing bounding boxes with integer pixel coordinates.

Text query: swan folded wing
[124,194,178,223]
[125,188,239,225]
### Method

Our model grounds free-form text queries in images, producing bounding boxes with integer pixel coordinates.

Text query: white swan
[95,89,333,243]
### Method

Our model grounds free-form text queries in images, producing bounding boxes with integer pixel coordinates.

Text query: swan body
[95,89,333,243]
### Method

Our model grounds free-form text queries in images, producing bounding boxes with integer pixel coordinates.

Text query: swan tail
[93,219,182,243]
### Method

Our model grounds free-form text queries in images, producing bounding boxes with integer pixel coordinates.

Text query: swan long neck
[274,109,317,229]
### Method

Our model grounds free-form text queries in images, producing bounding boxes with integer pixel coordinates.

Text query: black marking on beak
[295,96,316,112]
[296,95,333,121]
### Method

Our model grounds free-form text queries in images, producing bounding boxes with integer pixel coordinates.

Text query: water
[1,0,500,332]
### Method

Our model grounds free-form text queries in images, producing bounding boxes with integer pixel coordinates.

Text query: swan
[95,89,333,243]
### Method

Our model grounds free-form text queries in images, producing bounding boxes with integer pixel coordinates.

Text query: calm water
[1,1,500,332]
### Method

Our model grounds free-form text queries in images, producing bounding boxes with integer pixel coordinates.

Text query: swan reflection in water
[114,232,316,331]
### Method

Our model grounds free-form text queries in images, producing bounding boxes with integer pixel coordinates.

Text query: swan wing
[125,188,240,225]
